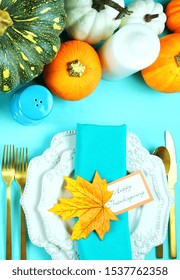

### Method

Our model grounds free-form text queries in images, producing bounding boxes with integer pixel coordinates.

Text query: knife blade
[165,130,177,259]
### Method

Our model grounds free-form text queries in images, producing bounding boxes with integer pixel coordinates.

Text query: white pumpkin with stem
[64,0,132,45]
[120,0,167,35]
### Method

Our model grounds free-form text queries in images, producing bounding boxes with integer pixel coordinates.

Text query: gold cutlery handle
[156,244,163,259]
[6,183,12,260]
[169,188,177,259]
[21,208,26,260]
[20,187,26,260]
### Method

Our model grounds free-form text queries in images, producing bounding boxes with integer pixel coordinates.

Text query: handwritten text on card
[106,171,153,215]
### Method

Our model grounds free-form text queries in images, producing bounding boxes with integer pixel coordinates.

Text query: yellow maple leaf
[49,171,118,240]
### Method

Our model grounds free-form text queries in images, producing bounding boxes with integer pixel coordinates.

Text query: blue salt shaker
[10,85,53,125]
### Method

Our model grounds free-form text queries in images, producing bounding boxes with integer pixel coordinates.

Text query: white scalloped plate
[21,130,77,259]
[21,131,172,260]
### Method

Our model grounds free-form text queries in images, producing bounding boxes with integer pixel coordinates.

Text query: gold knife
[166,130,177,259]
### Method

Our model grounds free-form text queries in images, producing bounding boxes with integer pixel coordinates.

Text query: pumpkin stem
[67,60,86,77]
[175,55,180,67]
[144,14,159,23]
[92,0,133,20]
[0,10,13,36]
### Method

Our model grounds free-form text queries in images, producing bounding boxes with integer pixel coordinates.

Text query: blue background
[0,0,179,260]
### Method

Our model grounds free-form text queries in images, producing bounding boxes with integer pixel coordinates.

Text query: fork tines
[15,148,28,172]
[2,145,15,170]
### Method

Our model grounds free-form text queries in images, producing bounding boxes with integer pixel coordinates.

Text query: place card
[106,171,153,215]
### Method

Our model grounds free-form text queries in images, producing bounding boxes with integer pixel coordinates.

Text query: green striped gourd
[0,0,66,93]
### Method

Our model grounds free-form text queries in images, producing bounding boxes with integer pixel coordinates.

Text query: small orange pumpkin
[141,34,180,93]
[166,0,180,32]
[43,40,102,101]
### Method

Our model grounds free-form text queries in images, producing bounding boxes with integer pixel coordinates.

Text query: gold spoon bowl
[153,146,170,175]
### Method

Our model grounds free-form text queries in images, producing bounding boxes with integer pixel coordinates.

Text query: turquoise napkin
[74,124,132,260]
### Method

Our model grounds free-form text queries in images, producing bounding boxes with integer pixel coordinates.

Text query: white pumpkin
[120,0,167,35]
[64,0,132,45]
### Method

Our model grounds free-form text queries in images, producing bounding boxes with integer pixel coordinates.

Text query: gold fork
[15,147,28,260]
[1,145,15,260]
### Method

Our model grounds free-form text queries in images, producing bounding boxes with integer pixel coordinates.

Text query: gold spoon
[153,146,170,259]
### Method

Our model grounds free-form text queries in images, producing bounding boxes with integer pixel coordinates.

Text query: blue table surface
[0,0,179,261]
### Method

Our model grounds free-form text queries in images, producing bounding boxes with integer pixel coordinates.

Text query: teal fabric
[74,124,132,260]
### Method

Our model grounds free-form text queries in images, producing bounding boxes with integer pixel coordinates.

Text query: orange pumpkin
[141,34,180,93]
[166,0,180,32]
[43,40,102,101]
